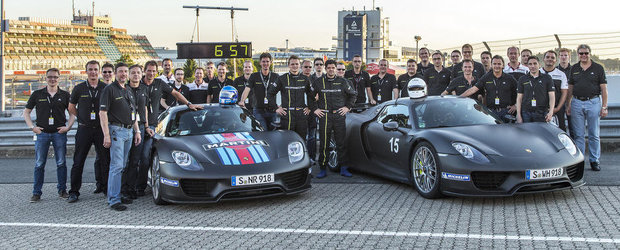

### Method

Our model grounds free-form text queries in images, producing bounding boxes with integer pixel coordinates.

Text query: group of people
[24,42,607,210]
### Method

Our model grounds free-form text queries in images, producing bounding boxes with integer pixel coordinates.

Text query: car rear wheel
[151,153,169,205]
[327,138,340,172]
[412,142,443,199]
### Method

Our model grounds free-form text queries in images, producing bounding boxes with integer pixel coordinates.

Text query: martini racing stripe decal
[205,134,232,165]
[221,133,255,165]
[234,132,263,164]
[203,133,271,165]
[240,132,270,162]
[214,134,241,165]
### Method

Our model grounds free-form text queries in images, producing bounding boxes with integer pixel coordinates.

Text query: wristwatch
[135,130,141,134]
[602,106,608,110]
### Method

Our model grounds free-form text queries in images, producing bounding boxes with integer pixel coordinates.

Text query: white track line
[1,222,619,244]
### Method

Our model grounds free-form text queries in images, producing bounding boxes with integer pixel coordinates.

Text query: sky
[5,0,620,52]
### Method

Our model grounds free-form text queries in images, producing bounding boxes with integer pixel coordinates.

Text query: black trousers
[122,125,145,195]
[318,113,347,170]
[69,125,106,196]
[281,110,308,140]
[556,105,567,132]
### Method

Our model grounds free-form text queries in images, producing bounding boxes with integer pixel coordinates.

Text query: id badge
[136,113,140,122]
[90,112,96,120]
[48,117,54,125]
[264,97,268,104]
[131,112,136,121]
[495,98,500,105]
[377,94,382,102]
[531,99,537,106]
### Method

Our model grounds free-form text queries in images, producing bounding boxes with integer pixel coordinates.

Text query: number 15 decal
[389,137,399,153]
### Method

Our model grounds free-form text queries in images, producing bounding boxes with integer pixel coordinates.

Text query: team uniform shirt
[450,61,486,79]
[423,67,452,96]
[369,73,398,103]
[475,72,518,109]
[99,81,136,126]
[267,72,316,111]
[207,77,234,103]
[26,87,71,133]
[233,75,253,108]
[344,70,371,103]
[569,61,607,98]
[70,80,105,127]
[397,72,423,98]
[144,79,174,127]
[129,83,148,125]
[557,64,571,78]
[162,83,190,110]
[247,71,279,110]
[517,73,555,111]
[156,74,175,85]
[417,62,434,76]
[445,76,478,97]
[503,63,529,81]
[540,68,568,106]
[187,80,210,104]
[311,76,357,110]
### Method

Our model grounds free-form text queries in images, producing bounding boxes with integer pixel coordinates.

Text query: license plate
[231,173,274,186]
[526,167,563,180]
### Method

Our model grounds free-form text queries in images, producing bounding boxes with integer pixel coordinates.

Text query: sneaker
[58,190,69,199]
[316,170,327,179]
[121,197,133,204]
[591,162,601,171]
[110,203,127,211]
[30,195,41,203]
[340,166,353,177]
[67,194,78,203]
[93,187,104,194]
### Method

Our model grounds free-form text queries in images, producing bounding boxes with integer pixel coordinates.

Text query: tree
[183,59,197,83]
[115,54,135,66]
[225,58,257,79]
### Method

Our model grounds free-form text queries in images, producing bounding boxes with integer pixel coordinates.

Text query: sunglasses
[579,52,590,55]
[102,71,113,74]
[315,63,324,66]
[303,66,313,68]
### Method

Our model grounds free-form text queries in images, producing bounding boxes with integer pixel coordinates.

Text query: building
[334,8,391,63]
[3,13,158,71]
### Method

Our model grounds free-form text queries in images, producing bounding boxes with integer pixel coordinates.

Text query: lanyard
[88,87,98,110]
[260,72,271,96]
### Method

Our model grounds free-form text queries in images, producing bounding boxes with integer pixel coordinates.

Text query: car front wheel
[412,142,443,199]
[151,153,169,205]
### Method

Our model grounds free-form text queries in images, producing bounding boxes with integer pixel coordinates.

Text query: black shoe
[128,191,138,200]
[67,194,79,203]
[591,162,601,171]
[110,203,127,211]
[121,197,133,204]
[30,195,41,203]
[93,187,104,194]
[58,190,69,199]
[136,190,145,197]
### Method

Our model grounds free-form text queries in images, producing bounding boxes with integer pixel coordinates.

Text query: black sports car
[148,104,311,204]
[333,96,584,198]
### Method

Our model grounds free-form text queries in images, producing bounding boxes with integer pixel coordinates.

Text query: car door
[363,104,413,179]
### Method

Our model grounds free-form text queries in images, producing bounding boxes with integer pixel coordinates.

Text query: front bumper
[157,158,312,203]
[436,151,585,197]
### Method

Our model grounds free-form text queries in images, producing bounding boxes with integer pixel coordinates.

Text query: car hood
[426,123,566,157]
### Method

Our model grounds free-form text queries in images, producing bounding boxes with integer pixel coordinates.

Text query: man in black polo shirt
[233,61,254,108]
[137,60,199,196]
[417,47,433,76]
[67,61,107,203]
[344,55,371,103]
[240,52,279,130]
[446,50,461,73]
[516,56,555,123]
[557,48,572,76]
[207,62,234,104]
[121,64,149,200]
[369,59,398,104]
[451,44,485,79]
[397,59,422,98]
[161,68,190,110]
[442,59,478,97]
[99,62,141,211]
[424,51,452,96]
[268,55,315,138]
[24,68,75,202]
[566,44,608,171]
[481,51,492,74]
[462,55,518,122]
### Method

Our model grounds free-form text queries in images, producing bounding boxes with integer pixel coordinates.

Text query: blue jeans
[570,97,601,163]
[253,108,275,131]
[33,132,67,196]
[107,125,133,206]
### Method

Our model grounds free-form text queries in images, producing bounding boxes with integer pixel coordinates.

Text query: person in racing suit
[311,59,357,178]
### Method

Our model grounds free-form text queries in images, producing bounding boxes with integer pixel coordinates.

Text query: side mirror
[383,121,399,131]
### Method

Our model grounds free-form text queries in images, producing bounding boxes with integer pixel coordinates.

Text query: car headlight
[288,142,304,163]
[452,142,490,164]
[171,151,203,171]
[558,133,577,155]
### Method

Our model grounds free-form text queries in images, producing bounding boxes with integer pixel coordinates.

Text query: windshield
[167,106,263,136]
[412,98,501,129]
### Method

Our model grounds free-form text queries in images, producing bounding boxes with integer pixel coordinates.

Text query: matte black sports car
[333,96,584,198]
[148,104,311,204]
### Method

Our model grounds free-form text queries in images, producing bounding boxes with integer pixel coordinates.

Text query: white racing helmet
[408,78,427,99]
